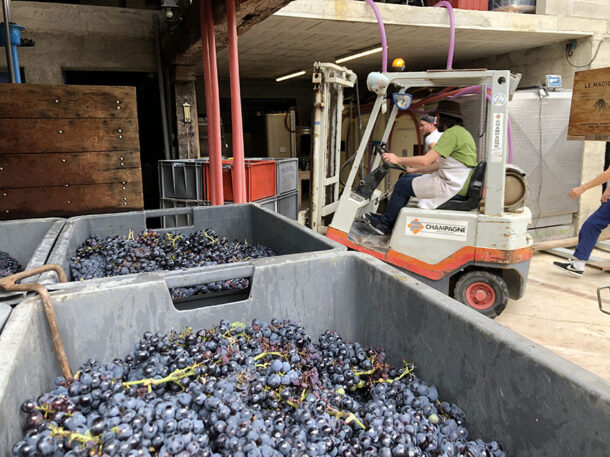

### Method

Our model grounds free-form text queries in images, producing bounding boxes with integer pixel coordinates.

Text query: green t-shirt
[433,125,478,167]
[433,125,477,196]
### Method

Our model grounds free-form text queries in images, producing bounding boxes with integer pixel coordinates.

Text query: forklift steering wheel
[374,143,407,172]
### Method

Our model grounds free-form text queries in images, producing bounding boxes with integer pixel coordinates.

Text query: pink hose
[433,1,455,69]
[364,0,388,73]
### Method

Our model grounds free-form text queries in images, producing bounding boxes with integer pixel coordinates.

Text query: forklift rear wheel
[454,271,509,318]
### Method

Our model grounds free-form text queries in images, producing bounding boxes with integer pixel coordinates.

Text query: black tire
[453,270,509,319]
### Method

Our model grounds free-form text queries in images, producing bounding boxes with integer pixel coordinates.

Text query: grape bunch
[0,250,23,278]
[68,229,274,300]
[12,319,505,457]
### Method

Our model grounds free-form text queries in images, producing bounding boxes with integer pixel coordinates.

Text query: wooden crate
[567,67,610,141]
[0,84,144,219]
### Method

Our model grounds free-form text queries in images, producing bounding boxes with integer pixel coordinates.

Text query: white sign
[405,217,468,241]
[493,93,506,106]
[492,113,504,152]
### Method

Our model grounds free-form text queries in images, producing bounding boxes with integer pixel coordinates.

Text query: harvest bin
[0,217,65,305]
[41,204,344,284]
[0,252,609,455]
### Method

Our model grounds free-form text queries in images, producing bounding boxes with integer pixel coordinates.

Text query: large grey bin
[1,252,609,456]
[0,304,10,333]
[0,217,65,305]
[42,204,344,284]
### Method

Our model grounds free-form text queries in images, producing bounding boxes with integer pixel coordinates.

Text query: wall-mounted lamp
[183,102,192,123]
[161,0,179,19]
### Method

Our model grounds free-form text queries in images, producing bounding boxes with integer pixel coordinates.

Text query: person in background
[554,167,610,277]
[365,100,477,236]
[402,114,442,174]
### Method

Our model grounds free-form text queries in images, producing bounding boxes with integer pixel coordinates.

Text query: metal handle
[164,263,254,289]
[597,286,610,316]
[0,265,73,379]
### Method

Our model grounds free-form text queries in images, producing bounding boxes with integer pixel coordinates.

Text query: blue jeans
[380,174,421,227]
[574,200,610,261]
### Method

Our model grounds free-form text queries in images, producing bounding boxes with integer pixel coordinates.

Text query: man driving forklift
[365,100,477,235]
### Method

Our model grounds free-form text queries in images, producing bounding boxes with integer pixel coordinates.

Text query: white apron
[411,156,472,209]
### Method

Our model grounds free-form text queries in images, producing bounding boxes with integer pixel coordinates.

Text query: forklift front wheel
[454,271,509,319]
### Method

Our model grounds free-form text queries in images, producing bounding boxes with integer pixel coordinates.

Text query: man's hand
[382,152,399,165]
[569,186,585,200]
[602,187,610,203]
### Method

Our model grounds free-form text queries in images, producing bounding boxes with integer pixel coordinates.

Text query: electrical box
[546,74,562,88]
[265,113,293,158]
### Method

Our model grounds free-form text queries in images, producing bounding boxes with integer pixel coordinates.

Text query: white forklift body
[328,70,533,318]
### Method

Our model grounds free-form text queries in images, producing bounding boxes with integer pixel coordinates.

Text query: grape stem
[253,351,286,361]
[49,424,101,448]
[122,362,203,393]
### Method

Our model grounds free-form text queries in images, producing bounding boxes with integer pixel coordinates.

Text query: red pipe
[200,0,224,205]
[226,0,246,203]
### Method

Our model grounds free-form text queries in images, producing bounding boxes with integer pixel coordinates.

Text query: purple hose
[433,1,455,70]
[364,0,388,73]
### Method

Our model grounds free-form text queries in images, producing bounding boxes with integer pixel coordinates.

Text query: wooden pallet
[542,245,610,272]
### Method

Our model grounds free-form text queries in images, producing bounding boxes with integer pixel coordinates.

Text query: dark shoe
[365,213,391,236]
[553,261,584,278]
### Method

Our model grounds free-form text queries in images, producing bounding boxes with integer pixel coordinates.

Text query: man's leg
[574,201,610,262]
[379,174,419,227]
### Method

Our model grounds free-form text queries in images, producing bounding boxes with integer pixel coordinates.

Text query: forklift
[327,69,533,318]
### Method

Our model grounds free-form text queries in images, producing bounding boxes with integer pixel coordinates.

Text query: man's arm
[407,161,440,173]
[569,167,610,199]
[382,149,441,168]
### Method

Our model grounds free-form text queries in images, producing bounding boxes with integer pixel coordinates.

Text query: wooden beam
[164,0,291,67]
[0,182,144,220]
[0,152,141,188]
[0,85,137,119]
[0,118,139,153]
[174,80,201,159]
[533,234,610,251]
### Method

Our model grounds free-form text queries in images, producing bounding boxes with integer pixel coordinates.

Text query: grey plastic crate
[160,198,211,228]
[41,204,344,284]
[1,252,609,456]
[277,191,298,220]
[254,195,277,213]
[0,218,65,305]
[276,158,298,195]
[158,160,204,200]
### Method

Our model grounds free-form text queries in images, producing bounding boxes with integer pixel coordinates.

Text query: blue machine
[0,22,26,83]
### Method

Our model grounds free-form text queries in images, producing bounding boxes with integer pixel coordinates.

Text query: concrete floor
[496,250,610,382]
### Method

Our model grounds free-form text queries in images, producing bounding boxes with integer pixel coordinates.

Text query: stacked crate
[158,157,298,221]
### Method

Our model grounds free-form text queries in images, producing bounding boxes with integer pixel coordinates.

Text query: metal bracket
[597,286,610,315]
[0,265,72,378]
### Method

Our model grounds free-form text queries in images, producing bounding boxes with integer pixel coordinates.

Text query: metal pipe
[200,0,223,205]
[226,0,246,203]
[153,15,171,161]
[1,0,15,83]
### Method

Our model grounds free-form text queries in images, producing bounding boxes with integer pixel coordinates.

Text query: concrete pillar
[174,66,201,159]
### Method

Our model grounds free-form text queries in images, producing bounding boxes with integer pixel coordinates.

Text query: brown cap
[435,100,463,120]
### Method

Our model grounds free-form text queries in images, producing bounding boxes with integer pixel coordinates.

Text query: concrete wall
[537,0,610,33]
[1,2,156,84]
[465,27,609,232]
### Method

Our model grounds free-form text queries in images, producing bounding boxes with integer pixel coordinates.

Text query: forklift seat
[437,161,486,211]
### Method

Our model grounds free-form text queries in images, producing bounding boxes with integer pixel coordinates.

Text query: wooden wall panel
[0,152,140,188]
[0,84,137,119]
[0,118,139,153]
[0,84,144,220]
[0,182,143,219]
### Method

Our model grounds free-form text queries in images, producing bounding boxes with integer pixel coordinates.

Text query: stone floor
[496,250,610,382]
